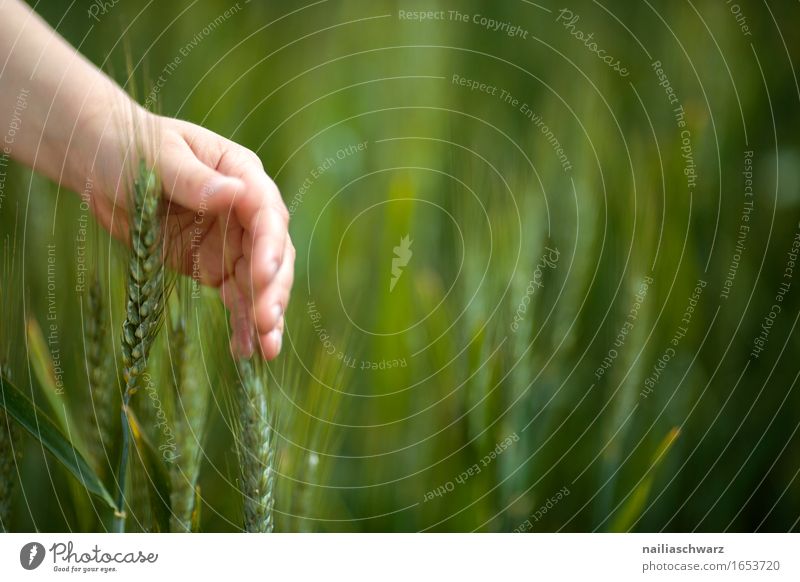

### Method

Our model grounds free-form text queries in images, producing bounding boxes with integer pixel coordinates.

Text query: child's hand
[89,114,294,360]
[0,1,293,359]
[162,116,294,361]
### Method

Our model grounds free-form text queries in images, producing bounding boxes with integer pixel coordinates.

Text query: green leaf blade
[0,373,116,511]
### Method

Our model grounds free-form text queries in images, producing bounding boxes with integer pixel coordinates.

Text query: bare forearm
[0,0,137,193]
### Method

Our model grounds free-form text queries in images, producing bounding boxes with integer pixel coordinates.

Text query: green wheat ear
[85,277,116,478]
[168,311,208,533]
[115,158,169,532]
[236,358,275,533]
[121,161,166,379]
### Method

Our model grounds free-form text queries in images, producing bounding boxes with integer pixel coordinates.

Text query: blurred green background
[1,0,800,532]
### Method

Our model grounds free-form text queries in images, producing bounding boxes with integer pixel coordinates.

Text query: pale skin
[0,0,294,359]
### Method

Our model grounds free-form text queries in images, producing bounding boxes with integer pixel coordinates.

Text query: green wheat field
[1,0,799,532]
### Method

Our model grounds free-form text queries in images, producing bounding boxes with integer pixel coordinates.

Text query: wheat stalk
[114,158,167,533]
[130,451,155,531]
[236,358,275,533]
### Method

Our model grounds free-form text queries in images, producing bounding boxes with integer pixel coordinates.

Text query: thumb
[159,140,245,214]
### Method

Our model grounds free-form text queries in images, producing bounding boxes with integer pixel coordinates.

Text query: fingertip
[258,328,283,360]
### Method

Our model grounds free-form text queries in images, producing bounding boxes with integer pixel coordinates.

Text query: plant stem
[113,385,134,533]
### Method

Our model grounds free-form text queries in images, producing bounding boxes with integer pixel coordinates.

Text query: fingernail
[271,303,283,324]
[272,329,282,355]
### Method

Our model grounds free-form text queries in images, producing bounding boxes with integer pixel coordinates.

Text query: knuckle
[265,200,288,224]
[276,203,289,224]
[262,248,283,274]
[240,147,263,169]
[259,171,281,197]
[266,179,283,203]
[272,249,286,267]
[250,152,264,168]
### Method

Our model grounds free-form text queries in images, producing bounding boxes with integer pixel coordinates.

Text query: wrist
[74,92,152,202]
